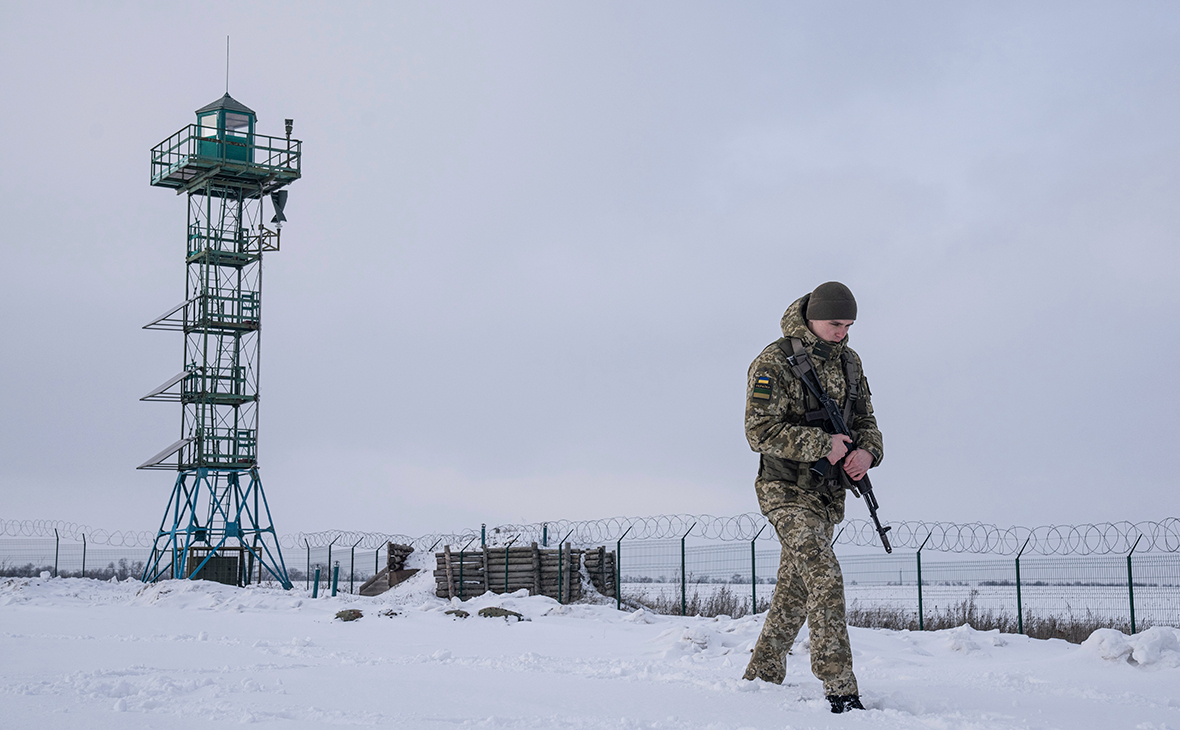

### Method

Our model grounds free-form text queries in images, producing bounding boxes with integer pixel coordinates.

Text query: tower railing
[150,125,301,193]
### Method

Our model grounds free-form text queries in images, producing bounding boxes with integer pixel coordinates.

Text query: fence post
[542,523,548,548]
[615,525,633,611]
[681,523,697,617]
[458,537,476,599]
[327,537,339,584]
[751,524,767,614]
[81,534,87,579]
[331,562,340,597]
[557,529,574,604]
[458,544,466,600]
[1015,537,1031,635]
[443,544,456,599]
[917,532,931,631]
[481,523,486,548]
[1127,534,1143,635]
[504,537,519,594]
[54,528,60,578]
[350,538,362,594]
[312,567,320,598]
[305,539,311,590]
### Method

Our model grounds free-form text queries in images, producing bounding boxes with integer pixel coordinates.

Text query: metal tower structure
[140,93,301,588]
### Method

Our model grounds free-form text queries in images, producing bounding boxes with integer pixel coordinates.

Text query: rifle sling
[778,337,858,428]
[776,338,866,501]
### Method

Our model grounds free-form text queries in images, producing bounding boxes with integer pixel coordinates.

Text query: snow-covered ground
[2,551,1178,729]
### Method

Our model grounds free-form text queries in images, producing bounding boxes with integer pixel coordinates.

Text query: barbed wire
[882,519,1180,556]
[0,519,153,548]
[5,515,1179,556]
[286,515,1180,556]
[277,530,477,552]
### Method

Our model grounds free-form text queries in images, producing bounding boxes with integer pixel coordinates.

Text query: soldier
[740,281,883,714]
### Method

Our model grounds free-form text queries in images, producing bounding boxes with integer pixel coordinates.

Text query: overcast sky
[1,2,1177,537]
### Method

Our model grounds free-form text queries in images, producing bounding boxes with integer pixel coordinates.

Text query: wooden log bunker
[434,543,618,601]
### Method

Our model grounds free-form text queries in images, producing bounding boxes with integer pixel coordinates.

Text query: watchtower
[139,93,301,588]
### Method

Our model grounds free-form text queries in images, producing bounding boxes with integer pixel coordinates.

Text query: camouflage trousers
[742,506,858,696]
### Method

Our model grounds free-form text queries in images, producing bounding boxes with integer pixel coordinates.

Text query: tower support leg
[143,468,291,589]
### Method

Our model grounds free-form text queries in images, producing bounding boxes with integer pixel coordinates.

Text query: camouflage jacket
[746,295,884,524]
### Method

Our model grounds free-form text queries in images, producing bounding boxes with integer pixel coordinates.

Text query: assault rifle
[784,352,893,554]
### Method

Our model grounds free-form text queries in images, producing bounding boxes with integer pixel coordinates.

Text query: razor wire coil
[4,516,1178,556]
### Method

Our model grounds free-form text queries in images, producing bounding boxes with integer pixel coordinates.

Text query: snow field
[1,552,1178,729]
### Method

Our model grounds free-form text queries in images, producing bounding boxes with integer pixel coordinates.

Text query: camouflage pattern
[742,294,881,696]
[745,295,883,523]
[742,506,858,696]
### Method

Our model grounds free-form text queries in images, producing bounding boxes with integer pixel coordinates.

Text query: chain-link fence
[296,540,386,596]
[0,535,384,596]
[837,551,1178,637]
[3,517,1177,636]
[0,537,150,581]
[605,539,1180,632]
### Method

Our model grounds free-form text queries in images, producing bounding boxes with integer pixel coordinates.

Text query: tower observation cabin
[140,93,301,588]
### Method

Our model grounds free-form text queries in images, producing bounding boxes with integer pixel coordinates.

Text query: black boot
[826,694,865,714]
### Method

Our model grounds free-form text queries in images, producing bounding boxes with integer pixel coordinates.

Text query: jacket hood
[780,294,849,356]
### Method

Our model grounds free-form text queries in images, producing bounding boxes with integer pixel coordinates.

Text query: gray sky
[1,2,1178,536]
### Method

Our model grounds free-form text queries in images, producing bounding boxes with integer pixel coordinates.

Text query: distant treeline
[0,559,145,581]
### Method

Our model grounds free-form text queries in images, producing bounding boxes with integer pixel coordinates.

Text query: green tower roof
[195,93,256,117]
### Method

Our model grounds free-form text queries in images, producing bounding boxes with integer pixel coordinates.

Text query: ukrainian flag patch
[752,375,773,401]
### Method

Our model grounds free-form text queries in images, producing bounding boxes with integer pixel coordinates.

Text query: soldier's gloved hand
[826,434,853,465]
[843,449,873,481]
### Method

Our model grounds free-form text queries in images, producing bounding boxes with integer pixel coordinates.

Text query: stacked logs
[436,544,486,599]
[358,542,417,597]
[387,542,414,573]
[434,543,616,602]
[583,545,617,598]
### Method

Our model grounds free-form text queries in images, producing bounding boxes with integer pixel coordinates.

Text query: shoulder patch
[752,375,773,401]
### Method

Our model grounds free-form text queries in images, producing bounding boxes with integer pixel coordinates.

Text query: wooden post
[481,547,490,593]
[443,545,455,600]
[387,542,394,589]
[531,542,542,596]
[563,543,571,603]
[597,546,603,589]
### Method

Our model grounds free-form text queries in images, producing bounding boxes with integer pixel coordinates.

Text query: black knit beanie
[806,281,857,320]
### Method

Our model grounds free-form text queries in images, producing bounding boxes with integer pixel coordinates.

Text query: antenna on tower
[225,36,231,94]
